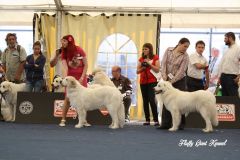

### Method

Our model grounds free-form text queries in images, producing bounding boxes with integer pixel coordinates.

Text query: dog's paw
[111,126,119,129]
[109,125,119,129]
[84,122,91,127]
[75,124,83,128]
[202,128,213,133]
[109,123,114,128]
[168,127,177,132]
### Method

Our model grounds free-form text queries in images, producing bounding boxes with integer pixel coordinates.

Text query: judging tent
[1,0,240,27]
[0,0,240,119]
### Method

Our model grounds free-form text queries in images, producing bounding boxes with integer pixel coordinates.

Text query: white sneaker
[59,120,66,127]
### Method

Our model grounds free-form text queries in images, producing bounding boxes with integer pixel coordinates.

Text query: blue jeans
[26,80,44,92]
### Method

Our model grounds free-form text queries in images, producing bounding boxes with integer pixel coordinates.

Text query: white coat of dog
[0,94,12,121]
[0,81,28,121]
[154,81,218,132]
[62,76,125,129]
[92,68,115,87]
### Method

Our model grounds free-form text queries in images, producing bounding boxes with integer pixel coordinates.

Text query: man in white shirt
[187,40,209,91]
[218,32,240,96]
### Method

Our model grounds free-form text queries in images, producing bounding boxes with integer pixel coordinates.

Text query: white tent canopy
[0,0,240,27]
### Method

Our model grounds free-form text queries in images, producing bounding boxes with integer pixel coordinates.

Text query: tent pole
[156,15,161,55]
[56,11,62,49]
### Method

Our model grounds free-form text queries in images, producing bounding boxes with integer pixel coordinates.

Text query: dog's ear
[163,83,166,87]
[70,79,77,88]
[5,83,12,92]
[53,75,61,81]
[164,81,173,90]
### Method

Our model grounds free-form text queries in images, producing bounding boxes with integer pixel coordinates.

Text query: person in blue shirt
[24,41,46,92]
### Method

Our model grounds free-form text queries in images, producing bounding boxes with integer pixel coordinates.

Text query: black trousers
[140,82,158,122]
[0,97,4,121]
[123,97,131,119]
[220,73,238,96]
[0,79,5,121]
[161,78,186,128]
[186,76,204,92]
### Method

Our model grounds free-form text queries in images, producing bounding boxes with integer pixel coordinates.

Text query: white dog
[62,76,125,129]
[52,76,64,92]
[92,68,115,87]
[154,81,218,132]
[0,81,28,121]
[0,94,12,121]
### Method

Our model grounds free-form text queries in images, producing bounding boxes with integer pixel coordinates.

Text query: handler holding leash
[158,38,190,130]
[58,35,88,127]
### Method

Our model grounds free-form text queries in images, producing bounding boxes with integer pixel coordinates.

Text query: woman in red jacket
[59,35,88,127]
[137,43,160,126]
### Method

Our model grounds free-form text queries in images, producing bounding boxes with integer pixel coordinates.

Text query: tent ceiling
[0,0,240,27]
[0,0,240,13]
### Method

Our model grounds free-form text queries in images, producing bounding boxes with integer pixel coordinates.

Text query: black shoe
[143,121,150,126]
[156,126,170,130]
[154,122,159,126]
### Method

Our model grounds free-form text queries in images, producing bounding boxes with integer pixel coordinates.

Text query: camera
[141,55,149,67]
[141,62,149,67]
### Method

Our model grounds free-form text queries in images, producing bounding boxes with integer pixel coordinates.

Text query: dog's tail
[118,102,125,128]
